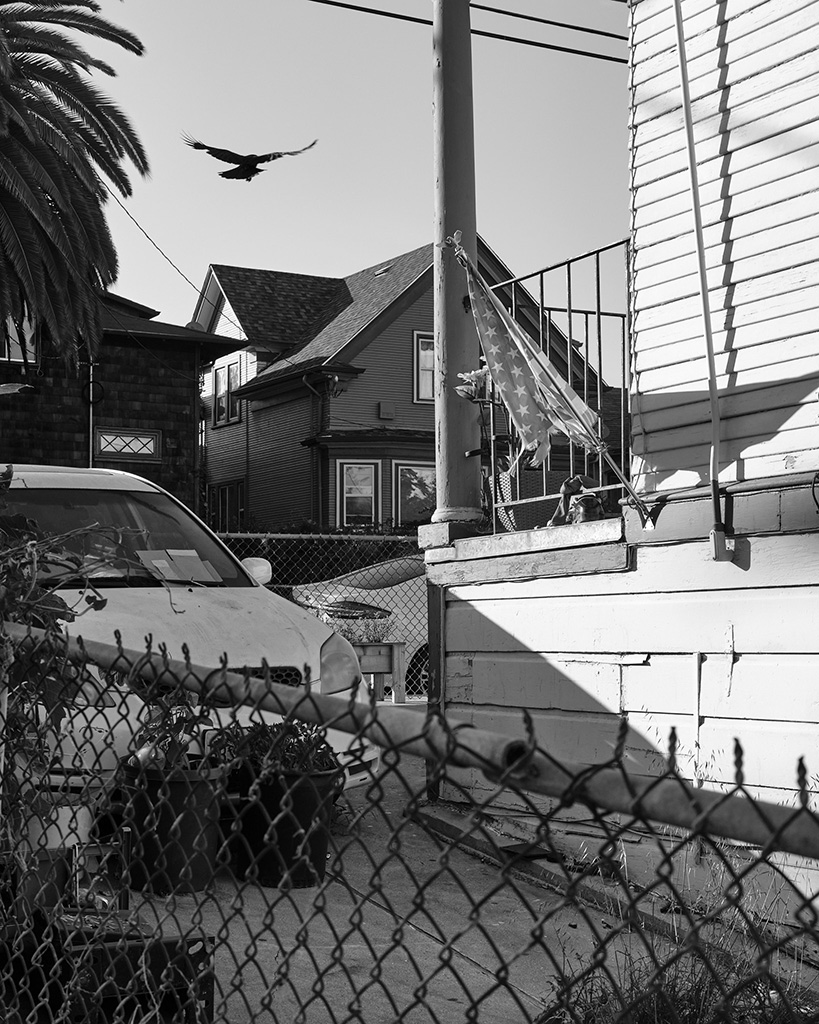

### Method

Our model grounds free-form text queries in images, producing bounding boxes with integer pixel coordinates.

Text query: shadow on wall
[631,370,819,491]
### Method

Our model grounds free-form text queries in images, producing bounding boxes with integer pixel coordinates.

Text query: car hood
[64,584,332,677]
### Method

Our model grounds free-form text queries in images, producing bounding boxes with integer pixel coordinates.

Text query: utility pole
[428,0,482,530]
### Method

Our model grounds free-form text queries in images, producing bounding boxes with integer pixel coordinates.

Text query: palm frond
[0,0,147,357]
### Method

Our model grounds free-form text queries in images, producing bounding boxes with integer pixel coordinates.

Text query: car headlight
[319,632,363,695]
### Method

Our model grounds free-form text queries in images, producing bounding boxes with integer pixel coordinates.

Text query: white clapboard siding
[633,0,763,35]
[635,295,819,360]
[634,71,819,176]
[633,11,819,126]
[634,209,819,293]
[632,0,791,52]
[636,351,819,413]
[635,379,819,437]
[635,173,819,261]
[631,439,819,490]
[636,314,819,391]
[632,91,819,189]
[634,401,819,456]
[634,192,819,278]
[633,417,819,461]
[636,235,819,313]
[636,317,819,377]
[635,128,819,213]
[634,264,818,333]
[634,163,819,251]
[632,0,811,88]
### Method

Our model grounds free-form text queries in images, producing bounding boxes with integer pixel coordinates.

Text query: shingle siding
[0,337,201,507]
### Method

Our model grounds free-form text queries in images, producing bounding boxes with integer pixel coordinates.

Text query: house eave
[235,361,364,399]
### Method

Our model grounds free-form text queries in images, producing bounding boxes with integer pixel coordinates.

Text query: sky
[95,0,629,329]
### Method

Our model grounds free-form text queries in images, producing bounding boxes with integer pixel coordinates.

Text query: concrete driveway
[146,753,615,1024]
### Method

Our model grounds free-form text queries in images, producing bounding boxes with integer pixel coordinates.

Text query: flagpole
[601,448,653,528]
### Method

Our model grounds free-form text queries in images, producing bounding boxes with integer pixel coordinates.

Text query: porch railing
[486,238,631,533]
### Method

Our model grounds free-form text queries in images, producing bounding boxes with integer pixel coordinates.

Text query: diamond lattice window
[95,428,161,462]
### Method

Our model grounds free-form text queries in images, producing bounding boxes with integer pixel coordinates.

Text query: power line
[102,181,245,335]
[304,0,628,64]
[469,3,627,43]
[100,302,197,380]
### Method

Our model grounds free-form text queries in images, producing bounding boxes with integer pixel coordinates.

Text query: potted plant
[103,678,228,895]
[211,720,343,888]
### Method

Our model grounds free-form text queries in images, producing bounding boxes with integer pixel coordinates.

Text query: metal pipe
[672,0,733,562]
[8,622,819,860]
[431,0,482,525]
[88,362,94,468]
[5,624,523,778]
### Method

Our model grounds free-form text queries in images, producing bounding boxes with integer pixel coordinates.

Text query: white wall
[629,0,819,493]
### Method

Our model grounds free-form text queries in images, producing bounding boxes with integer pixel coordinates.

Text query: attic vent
[374,264,394,277]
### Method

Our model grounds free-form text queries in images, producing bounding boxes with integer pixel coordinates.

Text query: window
[394,463,436,526]
[209,480,245,532]
[4,486,253,586]
[414,332,434,403]
[1,319,37,363]
[214,362,241,425]
[338,462,379,527]
[95,428,161,462]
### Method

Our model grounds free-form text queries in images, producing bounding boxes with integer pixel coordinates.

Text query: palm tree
[0,1,149,359]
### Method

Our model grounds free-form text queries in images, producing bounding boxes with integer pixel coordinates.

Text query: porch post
[429,0,482,527]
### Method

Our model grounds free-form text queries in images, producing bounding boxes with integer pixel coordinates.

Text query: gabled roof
[233,242,433,395]
[211,237,592,400]
[209,265,350,351]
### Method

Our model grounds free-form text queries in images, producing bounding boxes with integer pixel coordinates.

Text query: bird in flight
[182,135,318,181]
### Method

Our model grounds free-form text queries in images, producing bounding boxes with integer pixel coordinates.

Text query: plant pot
[119,762,224,894]
[19,769,107,909]
[23,769,106,850]
[224,768,339,888]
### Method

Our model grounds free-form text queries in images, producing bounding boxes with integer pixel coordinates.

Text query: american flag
[456,243,606,467]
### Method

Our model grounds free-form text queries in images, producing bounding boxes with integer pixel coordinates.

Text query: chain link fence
[219,533,428,702]
[2,621,819,1023]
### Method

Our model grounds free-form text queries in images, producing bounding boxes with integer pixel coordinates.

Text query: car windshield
[3,487,251,587]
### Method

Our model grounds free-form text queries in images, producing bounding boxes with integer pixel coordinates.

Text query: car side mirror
[241,556,273,586]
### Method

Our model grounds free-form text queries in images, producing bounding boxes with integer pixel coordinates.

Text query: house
[0,293,237,509]
[190,239,612,533]
[419,0,819,829]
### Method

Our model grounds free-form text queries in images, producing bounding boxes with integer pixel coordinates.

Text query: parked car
[3,465,380,789]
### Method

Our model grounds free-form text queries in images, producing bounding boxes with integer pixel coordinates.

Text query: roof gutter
[672,0,733,562]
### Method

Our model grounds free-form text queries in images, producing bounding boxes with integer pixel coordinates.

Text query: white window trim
[336,460,381,528]
[213,361,242,426]
[413,331,434,404]
[392,461,436,526]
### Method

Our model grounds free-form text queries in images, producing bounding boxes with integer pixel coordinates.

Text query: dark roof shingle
[228,243,433,388]
[211,265,351,351]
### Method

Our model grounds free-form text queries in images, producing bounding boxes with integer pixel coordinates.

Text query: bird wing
[182,134,248,165]
[258,139,318,163]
